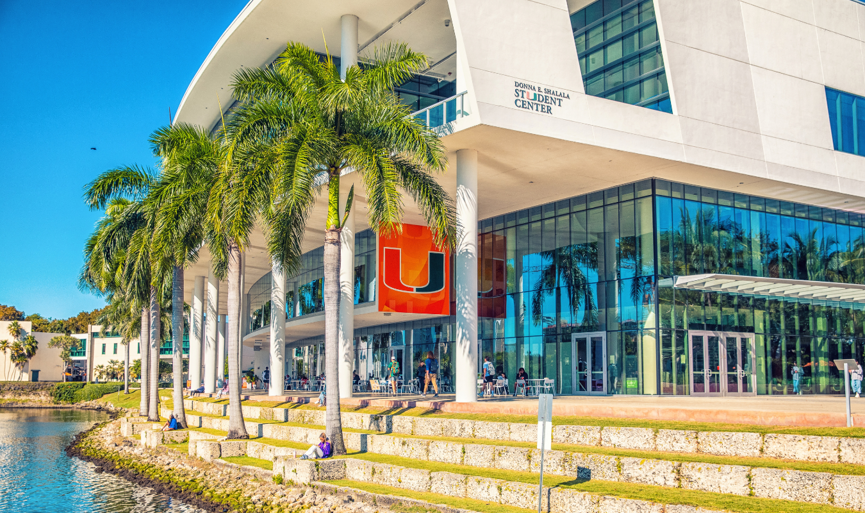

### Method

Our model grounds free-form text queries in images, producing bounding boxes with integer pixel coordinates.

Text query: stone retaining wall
[272,457,726,513]
[183,399,865,465]
[246,426,865,507]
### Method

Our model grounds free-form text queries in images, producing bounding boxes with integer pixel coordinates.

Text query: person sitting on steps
[300,432,331,460]
[161,414,178,431]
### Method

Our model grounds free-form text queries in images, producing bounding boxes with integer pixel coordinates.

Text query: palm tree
[148,123,224,429]
[0,339,10,381]
[4,321,22,380]
[229,42,454,453]
[82,166,158,417]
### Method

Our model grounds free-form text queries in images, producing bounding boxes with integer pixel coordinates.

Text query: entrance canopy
[669,274,865,304]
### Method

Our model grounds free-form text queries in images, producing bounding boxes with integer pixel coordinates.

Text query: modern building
[174,0,865,400]
[0,320,65,382]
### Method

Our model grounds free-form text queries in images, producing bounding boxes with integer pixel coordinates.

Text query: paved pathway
[226,388,865,427]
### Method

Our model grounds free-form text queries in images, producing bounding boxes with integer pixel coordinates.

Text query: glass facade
[826,87,865,157]
[258,180,865,396]
[247,229,377,332]
[571,0,671,113]
[70,338,86,358]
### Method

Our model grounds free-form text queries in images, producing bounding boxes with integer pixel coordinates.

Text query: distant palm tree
[229,42,454,453]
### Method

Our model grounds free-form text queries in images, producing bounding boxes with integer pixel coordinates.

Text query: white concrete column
[204,268,219,393]
[340,14,358,80]
[455,149,478,403]
[190,276,205,389]
[270,259,286,396]
[217,315,226,384]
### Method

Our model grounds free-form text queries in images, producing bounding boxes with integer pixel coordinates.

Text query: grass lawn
[383,433,865,476]
[326,480,532,513]
[163,442,189,453]
[221,456,273,470]
[333,453,853,513]
[97,389,174,410]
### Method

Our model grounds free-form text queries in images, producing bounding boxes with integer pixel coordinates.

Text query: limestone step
[272,457,734,513]
[181,398,865,466]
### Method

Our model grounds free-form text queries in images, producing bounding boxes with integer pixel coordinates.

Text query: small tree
[49,335,83,383]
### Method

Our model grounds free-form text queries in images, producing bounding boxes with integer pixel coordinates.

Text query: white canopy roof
[669,274,865,304]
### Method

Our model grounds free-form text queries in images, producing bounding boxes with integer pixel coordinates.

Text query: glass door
[690,331,756,396]
[571,332,606,395]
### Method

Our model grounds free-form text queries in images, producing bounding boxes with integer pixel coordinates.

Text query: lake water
[0,408,203,513]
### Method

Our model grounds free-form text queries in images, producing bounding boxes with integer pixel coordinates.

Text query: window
[137,343,140,354]
[113,343,117,355]
[571,0,672,113]
[101,344,106,355]
[826,88,865,157]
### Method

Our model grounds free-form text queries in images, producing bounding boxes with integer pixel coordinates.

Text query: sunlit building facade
[174,0,865,399]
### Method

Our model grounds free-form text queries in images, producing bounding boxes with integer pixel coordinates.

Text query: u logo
[383,247,446,294]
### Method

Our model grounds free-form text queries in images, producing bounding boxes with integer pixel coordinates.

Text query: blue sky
[0,0,248,319]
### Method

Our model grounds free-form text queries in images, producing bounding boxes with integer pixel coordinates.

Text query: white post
[190,276,205,390]
[270,259,286,396]
[217,315,226,384]
[455,149,478,403]
[204,268,219,393]
[340,14,358,81]
[337,12,359,399]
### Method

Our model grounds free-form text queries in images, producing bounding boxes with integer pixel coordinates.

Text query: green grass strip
[325,479,532,513]
[385,433,865,476]
[221,456,273,471]
[334,453,852,513]
[163,442,189,453]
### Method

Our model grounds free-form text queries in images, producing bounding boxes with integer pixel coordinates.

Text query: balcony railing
[412,91,468,134]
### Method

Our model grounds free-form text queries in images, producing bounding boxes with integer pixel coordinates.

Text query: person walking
[423,351,439,398]
[791,364,801,395]
[387,356,400,395]
[415,360,426,396]
[852,361,863,398]
[482,356,496,397]
[262,366,271,392]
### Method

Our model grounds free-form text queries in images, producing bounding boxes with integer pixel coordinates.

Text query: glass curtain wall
[655,179,865,395]
[571,0,672,112]
[246,229,377,332]
[478,180,657,395]
[278,180,865,397]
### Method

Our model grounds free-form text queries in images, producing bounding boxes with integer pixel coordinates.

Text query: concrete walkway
[224,389,865,427]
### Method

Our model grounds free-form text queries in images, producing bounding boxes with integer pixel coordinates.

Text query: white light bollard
[537,393,553,513]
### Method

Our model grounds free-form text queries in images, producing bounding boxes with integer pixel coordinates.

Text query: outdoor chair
[477,378,484,396]
[494,378,508,396]
[369,380,381,395]
[514,379,527,397]
[543,378,555,395]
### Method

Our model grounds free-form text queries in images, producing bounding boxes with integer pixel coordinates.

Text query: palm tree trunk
[140,305,150,417]
[324,227,346,455]
[148,286,160,421]
[226,242,248,439]
[172,265,188,428]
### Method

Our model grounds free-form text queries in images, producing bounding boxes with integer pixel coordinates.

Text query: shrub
[52,383,86,403]
[273,473,284,485]
[73,383,123,403]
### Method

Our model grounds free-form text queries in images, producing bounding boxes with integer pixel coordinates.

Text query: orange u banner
[378,224,450,315]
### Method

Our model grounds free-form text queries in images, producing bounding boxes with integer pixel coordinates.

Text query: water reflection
[0,408,202,513]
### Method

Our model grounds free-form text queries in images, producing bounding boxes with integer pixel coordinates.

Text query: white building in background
[0,320,64,382]
[173,0,865,400]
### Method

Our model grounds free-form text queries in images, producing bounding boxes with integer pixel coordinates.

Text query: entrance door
[571,332,606,394]
[689,331,755,396]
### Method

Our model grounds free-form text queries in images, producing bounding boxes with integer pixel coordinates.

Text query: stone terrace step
[183,424,865,508]
[274,457,733,513]
[182,399,865,465]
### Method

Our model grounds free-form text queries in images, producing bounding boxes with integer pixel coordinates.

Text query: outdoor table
[526,379,546,396]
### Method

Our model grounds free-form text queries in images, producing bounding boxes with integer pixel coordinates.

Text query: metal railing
[411,91,468,133]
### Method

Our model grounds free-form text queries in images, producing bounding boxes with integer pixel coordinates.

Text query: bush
[52,383,86,403]
[73,383,123,403]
